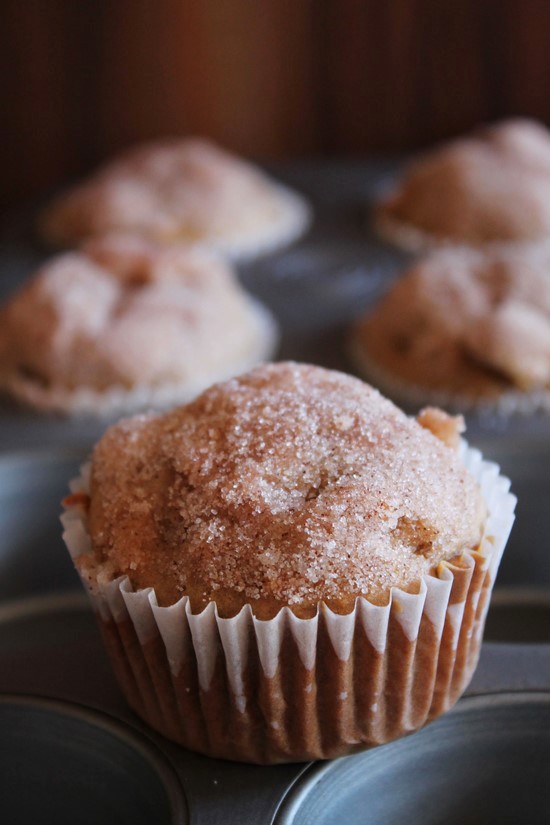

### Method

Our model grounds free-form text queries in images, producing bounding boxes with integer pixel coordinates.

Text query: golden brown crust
[377,119,550,247]
[85,362,485,618]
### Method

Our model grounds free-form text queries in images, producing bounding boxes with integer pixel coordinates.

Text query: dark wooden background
[2,0,550,213]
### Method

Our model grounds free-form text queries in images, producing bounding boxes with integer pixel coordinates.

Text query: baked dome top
[84,362,485,618]
[40,139,310,259]
[377,119,550,247]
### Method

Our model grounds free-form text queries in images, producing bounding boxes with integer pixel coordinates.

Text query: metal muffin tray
[1,162,550,823]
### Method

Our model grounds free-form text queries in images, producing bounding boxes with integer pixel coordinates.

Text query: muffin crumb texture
[86,363,485,618]
[416,407,465,448]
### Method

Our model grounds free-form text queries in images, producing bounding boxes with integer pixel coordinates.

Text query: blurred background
[2,0,550,215]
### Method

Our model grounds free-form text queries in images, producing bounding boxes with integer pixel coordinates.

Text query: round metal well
[0,695,188,825]
[276,692,550,825]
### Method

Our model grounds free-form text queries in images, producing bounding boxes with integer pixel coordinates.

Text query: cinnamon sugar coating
[377,119,550,247]
[0,234,276,412]
[40,139,310,258]
[352,244,550,399]
[84,363,486,619]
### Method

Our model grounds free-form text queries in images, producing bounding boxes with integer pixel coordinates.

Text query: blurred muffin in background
[0,234,278,415]
[349,244,550,414]
[39,139,311,261]
[375,119,550,250]
[62,362,515,763]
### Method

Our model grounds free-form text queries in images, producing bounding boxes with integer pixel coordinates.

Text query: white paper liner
[348,332,550,418]
[62,441,515,762]
[0,300,279,417]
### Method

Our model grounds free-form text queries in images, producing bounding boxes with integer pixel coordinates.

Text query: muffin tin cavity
[276,693,550,825]
[0,695,188,825]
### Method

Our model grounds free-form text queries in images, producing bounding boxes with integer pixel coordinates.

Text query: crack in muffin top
[85,362,486,618]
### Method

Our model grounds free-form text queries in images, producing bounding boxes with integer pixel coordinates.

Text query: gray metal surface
[485,589,550,643]
[473,438,550,589]
[0,450,84,602]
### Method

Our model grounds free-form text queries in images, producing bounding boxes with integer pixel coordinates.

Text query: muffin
[350,245,550,413]
[40,139,311,261]
[62,363,515,763]
[375,119,550,250]
[0,234,278,415]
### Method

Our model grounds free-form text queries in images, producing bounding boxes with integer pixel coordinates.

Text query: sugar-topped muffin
[351,245,550,411]
[40,139,311,260]
[0,234,277,415]
[63,362,514,762]
[83,363,485,618]
[376,119,550,250]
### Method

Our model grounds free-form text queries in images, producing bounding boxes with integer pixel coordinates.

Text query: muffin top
[83,362,486,619]
[353,244,550,399]
[40,139,310,258]
[377,119,550,247]
[0,234,275,412]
